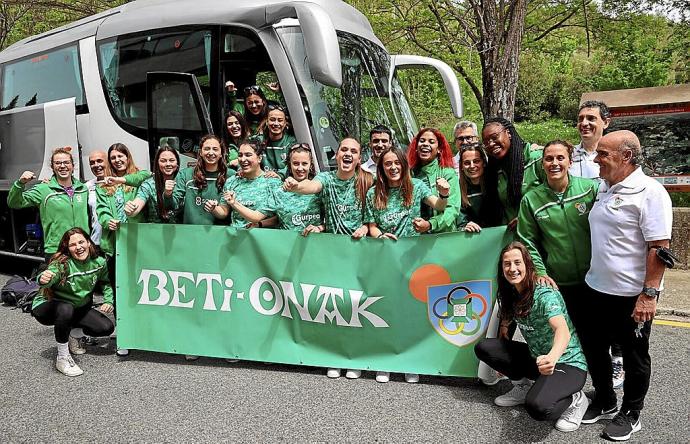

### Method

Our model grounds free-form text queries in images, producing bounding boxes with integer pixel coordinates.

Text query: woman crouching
[33,227,114,376]
[474,241,589,432]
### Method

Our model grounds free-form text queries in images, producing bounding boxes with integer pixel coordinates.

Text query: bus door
[146,72,212,169]
[0,97,80,189]
[0,97,78,259]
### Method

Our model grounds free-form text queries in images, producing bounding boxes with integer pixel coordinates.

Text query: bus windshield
[277,27,417,169]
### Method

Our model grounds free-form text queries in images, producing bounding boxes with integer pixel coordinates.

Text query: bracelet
[439,194,449,199]
[377,233,384,238]
[258,220,263,228]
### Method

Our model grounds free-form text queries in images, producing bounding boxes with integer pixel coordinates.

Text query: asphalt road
[0,272,688,443]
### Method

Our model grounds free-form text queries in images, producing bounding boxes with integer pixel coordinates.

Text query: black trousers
[33,299,114,343]
[576,286,652,412]
[475,338,587,421]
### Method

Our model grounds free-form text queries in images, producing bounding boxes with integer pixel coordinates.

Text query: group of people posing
[8,94,673,442]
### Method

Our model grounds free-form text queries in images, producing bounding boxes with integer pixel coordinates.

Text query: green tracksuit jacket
[413,158,460,233]
[96,171,151,255]
[517,175,598,286]
[498,142,546,223]
[34,255,113,309]
[457,182,484,229]
[7,176,89,254]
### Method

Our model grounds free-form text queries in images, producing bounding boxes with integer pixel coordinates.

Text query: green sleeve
[165,171,187,210]
[456,206,469,229]
[123,170,153,187]
[96,187,116,227]
[98,260,114,305]
[38,263,62,288]
[429,168,460,233]
[7,181,42,209]
[516,194,548,276]
[363,189,375,224]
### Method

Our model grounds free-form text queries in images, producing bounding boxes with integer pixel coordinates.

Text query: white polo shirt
[585,167,673,296]
[569,143,600,179]
[361,157,377,175]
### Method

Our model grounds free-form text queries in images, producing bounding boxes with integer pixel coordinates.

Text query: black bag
[1,275,39,313]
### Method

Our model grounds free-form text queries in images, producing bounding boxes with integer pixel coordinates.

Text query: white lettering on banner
[168,271,196,308]
[137,270,170,305]
[135,269,389,328]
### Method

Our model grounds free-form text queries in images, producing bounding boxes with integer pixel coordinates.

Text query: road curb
[657,307,690,318]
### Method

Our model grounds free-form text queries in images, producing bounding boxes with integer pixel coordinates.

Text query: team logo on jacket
[575,202,587,215]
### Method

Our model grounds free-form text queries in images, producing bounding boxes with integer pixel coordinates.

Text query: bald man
[578,131,673,441]
[86,151,108,246]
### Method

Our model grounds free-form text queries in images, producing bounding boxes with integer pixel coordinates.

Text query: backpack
[1,275,39,313]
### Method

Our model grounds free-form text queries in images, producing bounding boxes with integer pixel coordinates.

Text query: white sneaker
[225,358,239,363]
[555,390,589,432]
[376,371,390,383]
[326,368,341,379]
[185,355,200,361]
[612,358,625,389]
[68,336,86,355]
[116,348,129,357]
[404,373,419,383]
[480,370,508,386]
[56,355,83,377]
[345,369,362,379]
[494,378,533,407]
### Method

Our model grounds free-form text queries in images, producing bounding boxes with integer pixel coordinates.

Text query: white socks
[57,342,69,358]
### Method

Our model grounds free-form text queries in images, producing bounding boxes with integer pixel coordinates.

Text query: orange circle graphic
[409,264,451,302]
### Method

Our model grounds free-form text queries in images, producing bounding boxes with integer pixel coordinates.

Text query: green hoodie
[96,170,151,255]
[413,158,460,233]
[498,142,546,223]
[34,255,113,309]
[517,175,598,286]
[7,176,89,254]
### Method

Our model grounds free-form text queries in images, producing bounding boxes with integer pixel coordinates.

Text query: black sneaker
[603,410,641,441]
[582,399,619,424]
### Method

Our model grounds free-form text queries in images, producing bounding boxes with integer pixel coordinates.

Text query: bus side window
[1,44,86,111]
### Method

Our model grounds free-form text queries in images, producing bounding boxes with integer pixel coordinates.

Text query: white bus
[0,0,462,260]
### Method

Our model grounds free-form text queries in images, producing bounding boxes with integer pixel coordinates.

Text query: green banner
[116,224,512,377]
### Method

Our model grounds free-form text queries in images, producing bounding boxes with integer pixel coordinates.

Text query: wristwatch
[641,287,660,300]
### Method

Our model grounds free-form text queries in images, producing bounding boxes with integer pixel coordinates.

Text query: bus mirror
[391,55,463,118]
[266,3,342,87]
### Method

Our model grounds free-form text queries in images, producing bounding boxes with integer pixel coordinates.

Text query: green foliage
[670,192,690,208]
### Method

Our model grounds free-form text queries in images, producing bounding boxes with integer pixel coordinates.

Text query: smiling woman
[7,147,90,260]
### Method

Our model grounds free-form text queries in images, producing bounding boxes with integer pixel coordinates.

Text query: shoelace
[611,410,633,427]
[612,362,624,378]
[64,355,77,367]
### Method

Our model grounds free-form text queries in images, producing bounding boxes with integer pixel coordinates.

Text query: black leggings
[475,338,587,421]
[32,299,114,343]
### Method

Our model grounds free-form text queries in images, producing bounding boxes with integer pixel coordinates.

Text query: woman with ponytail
[480,117,545,228]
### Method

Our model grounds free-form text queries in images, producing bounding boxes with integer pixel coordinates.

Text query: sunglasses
[268,104,286,112]
[243,85,262,94]
[289,143,311,151]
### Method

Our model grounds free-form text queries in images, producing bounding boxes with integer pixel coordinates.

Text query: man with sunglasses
[361,125,394,174]
[451,121,480,176]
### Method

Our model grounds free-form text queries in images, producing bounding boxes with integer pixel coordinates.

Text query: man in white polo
[579,130,673,441]
[361,125,393,174]
[570,100,611,179]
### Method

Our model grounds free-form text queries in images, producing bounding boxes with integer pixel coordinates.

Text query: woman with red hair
[407,128,460,233]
